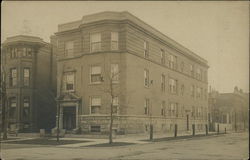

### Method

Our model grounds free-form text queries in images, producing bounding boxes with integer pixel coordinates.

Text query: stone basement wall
[79,115,208,134]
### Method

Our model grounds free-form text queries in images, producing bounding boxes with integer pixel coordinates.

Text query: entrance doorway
[63,106,76,130]
[186,114,189,131]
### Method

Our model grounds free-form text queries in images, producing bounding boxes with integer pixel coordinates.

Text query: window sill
[89,82,102,85]
[62,90,75,93]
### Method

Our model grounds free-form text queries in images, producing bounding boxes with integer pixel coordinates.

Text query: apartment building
[52,11,209,134]
[208,87,249,132]
[1,35,57,132]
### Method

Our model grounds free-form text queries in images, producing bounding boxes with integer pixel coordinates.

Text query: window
[111,32,118,50]
[191,85,195,98]
[65,41,74,58]
[9,97,17,118]
[91,125,101,132]
[111,64,119,83]
[196,87,201,99]
[22,48,27,57]
[196,68,201,80]
[169,54,177,69]
[169,78,177,94]
[198,107,201,117]
[23,68,30,86]
[161,101,166,116]
[90,33,101,52]
[144,69,149,87]
[17,48,22,57]
[181,62,184,72]
[90,97,101,114]
[181,84,185,96]
[144,98,150,115]
[10,68,17,87]
[181,105,185,117]
[161,74,165,92]
[112,97,119,114]
[11,48,18,58]
[90,66,102,83]
[191,106,195,117]
[23,97,30,107]
[169,102,178,117]
[22,48,32,57]
[63,72,75,91]
[190,64,194,77]
[160,49,165,64]
[144,41,149,58]
[23,97,30,120]
[27,48,32,57]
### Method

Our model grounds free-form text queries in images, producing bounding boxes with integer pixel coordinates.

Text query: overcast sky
[2,1,249,93]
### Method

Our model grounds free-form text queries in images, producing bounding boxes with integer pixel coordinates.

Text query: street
[1,132,249,160]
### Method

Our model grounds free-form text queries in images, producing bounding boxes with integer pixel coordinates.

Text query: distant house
[51,11,209,134]
[1,35,57,132]
[208,87,249,132]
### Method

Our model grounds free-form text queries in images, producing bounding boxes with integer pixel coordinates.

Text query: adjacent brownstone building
[1,35,57,132]
[208,87,249,132]
[52,11,209,134]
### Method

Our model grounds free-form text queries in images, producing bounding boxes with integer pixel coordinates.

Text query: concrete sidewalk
[1,130,222,148]
[56,131,220,148]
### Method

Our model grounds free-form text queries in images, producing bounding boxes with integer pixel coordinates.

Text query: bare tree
[1,63,8,140]
[56,65,65,142]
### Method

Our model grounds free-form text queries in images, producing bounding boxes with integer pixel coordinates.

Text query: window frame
[112,96,119,114]
[111,63,119,83]
[90,65,102,84]
[144,98,150,115]
[161,74,166,92]
[111,32,119,50]
[169,78,177,94]
[10,68,17,87]
[64,41,74,58]
[144,69,149,87]
[9,97,17,119]
[63,72,75,92]
[90,96,101,114]
[90,33,101,52]
[23,68,30,87]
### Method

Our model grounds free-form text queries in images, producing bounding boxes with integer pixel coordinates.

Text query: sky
[2,1,249,93]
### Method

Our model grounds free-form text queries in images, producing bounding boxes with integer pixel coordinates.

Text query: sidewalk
[56,130,220,148]
[1,130,225,148]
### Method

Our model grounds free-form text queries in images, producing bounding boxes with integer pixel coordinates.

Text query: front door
[63,106,76,130]
[187,114,189,131]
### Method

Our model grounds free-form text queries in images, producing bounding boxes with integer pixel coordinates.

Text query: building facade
[52,11,209,134]
[1,35,57,132]
[208,87,249,132]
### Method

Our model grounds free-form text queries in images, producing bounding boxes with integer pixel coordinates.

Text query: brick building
[52,11,209,134]
[208,87,249,132]
[1,35,57,132]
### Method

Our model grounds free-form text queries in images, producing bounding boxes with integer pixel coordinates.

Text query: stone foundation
[79,115,208,134]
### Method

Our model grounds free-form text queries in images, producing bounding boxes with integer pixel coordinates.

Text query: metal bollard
[150,124,153,141]
[205,124,208,136]
[217,124,219,134]
[192,124,195,136]
[174,124,178,138]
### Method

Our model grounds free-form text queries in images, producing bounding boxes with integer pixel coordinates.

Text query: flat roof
[57,11,208,65]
